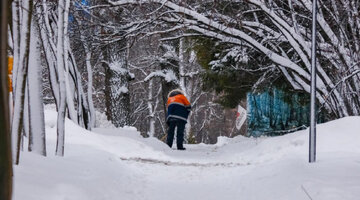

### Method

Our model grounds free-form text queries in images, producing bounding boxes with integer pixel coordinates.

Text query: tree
[41,0,251,143]
[0,0,13,198]
[105,43,133,127]
[27,15,46,156]
[35,0,94,155]
[107,0,360,119]
[11,0,34,164]
[55,0,70,156]
[72,0,139,128]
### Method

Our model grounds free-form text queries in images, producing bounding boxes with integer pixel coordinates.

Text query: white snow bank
[13,110,360,200]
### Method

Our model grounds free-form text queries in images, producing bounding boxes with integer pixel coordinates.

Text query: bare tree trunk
[11,0,33,164]
[178,38,193,142]
[178,37,187,95]
[147,77,155,137]
[0,0,13,199]
[27,15,46,156]
[37,2,59,107]
[11,0,20,93]
[55,0,68,156]
[23,84,29,138]
[85,50,95,129]
[68,49,90,129]
[105,42,132,127]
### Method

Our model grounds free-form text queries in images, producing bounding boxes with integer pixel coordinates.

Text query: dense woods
[5,0,360,164]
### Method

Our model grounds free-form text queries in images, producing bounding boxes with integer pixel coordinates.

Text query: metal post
[309,0,317,163]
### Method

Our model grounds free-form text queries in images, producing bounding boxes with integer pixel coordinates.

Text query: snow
[109,60,129,75]
[13,107,360,200]
[94,110,116,128]
[144,69,178,83]
[117,85,129,94]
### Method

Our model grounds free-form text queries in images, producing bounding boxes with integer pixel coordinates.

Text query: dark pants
[167,118,186,148]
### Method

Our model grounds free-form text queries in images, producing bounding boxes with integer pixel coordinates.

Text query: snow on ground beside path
[13,109,360,200]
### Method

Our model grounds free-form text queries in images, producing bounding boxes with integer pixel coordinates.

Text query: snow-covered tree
[11,0,34,164]
[107,0,360,119]
[54,0,69,156]
[73,0,146,128]
[27,14,46,156]
[127,34,228,143]
[34,0,95,155]
[105,45,134,127]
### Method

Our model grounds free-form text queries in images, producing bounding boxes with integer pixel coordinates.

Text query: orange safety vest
[166,93,191,122]
[167,94,191,108]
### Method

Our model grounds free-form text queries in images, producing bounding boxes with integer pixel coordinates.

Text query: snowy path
[118,156,250,167]
[13,110,360,200]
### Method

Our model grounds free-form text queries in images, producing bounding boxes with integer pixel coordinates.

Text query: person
[166,89,191,150]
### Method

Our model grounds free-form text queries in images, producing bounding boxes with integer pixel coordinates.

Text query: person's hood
[168,89,184,98]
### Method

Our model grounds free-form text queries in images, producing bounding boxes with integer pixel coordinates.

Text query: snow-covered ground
[13,109,360,200]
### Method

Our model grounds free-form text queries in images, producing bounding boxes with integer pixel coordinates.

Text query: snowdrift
[13,109,360,200]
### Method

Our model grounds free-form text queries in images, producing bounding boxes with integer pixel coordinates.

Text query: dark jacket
[166,89,191,123]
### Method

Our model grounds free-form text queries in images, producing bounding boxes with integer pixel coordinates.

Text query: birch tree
[55,0,69,156]
[145,67,157,137]
[82,38,96,130]
[34,0,97,155]
[11,0,33,164]
[27,14,46,156]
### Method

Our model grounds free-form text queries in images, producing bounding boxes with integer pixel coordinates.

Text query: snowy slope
[13,109,360,200]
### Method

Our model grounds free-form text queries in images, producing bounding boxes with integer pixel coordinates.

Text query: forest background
[2,0,360,165]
